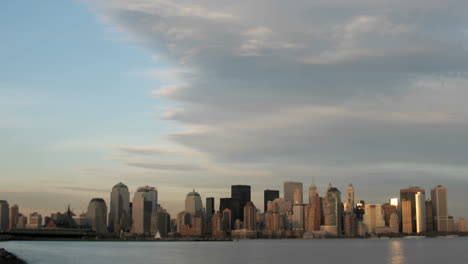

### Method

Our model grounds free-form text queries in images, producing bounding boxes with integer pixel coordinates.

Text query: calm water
[1,237,467,264]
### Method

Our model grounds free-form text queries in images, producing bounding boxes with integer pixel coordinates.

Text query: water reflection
[389,240,407,264]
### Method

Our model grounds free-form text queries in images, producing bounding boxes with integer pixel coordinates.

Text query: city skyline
[2,0,468,229]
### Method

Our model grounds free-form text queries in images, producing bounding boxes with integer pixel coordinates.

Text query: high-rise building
[185,189,203,216]
[222,208,232,231]
[0,201,9,231]
[457,218,467,232]
[323,186,343,236]
[156,210,171,238]
[109,182,131,234]
[426,200,434,232]
[284,182,303,205]
[306,185,321,231]
[344,211,357,237]
[401,200,412,234]
[9,204,19,230]
[415,192,426,233]
[264,190,280,213]
[347,184,355,210]
[232,185,251,219]
[206,197,215,218]
[220,198,241,227]
[355,200,365,221]
[243,201,256,230]
[363,204,386,234]
[382,203,398,227]
[132,186,158,235]
[87,198,108,234]
[400,186,425,233]
[27,212,42,229]
[431,185,449,232]
[270,198,292,214]
[16,214,27,228]
[292,204,305,230]
[211,212,225,237]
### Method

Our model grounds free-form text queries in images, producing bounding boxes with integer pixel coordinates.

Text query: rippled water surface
[2,237,467,264]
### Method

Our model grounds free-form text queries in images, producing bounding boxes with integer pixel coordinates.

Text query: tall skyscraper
[109,182,131,234]
[132,186,158,235]
[347,184,355,210]
[415,192,426,233]
[9,204,19,230]
[306,184,321,231]
[220,198,241,227]
[185,189,203,216]
[284,182,303,205]
[431,185,449,232]
[264,190,280,213]
[0,201,9,232]
[27,212,42,229]
[363,204,386,233]
[382,203,398,227]
[292,204,305,230]
[243,201,256,230]
[425,200,434,232]
[206,197,215,217]
[400,186,425,233]
[401,199,412,234]
[87,198,108,234]
[323,186,343,236]
[232,185,251,219]
[222,208,232,231]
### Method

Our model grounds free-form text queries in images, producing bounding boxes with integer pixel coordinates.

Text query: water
[1,237,467,264]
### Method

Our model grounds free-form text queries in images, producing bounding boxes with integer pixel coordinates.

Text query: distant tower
[9,204,19,230]
[401,199,412,234]
[87,198,108,234]
[347,184,355,210]
[284,182,303,205]
[231,185,251,219]
[222,208,232,231]
[400,186,425,233]
[206,197,215,218]
[220,198,241,228]
[431,185,449,232]
[323,186,343,236]
[415,192,427,233]
[0,201,9,231]
[425,200,434,232]
[132,186,158,235]
[264,190,280,213]
[243,201,256,230]
[185,189,203,216]
[363,204,385,233]
[306,184,321,231]
[109,182,131,234]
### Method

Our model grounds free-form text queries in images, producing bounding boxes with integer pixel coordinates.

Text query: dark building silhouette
[264,190,280,213]
[231,185,251,220]
[220,198,240,228]
[206,197,215,217]
[426,200,434,232]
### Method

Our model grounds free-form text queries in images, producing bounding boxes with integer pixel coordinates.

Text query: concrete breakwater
[0,248,27,264]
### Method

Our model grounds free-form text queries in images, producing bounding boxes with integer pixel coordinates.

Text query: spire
[327,182,333,191]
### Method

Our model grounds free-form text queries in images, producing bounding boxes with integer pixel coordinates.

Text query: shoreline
[0,248,27,264]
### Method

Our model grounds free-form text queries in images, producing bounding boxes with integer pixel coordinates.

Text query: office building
[244,201,256,230]
[0,201,9,231]
[132,186,158,235]
[402,200,412,234]
[27,212,42,229]
[220,198,240,227]
[431,185,449,232]
[347,184,355,211]
[363,204,385,234]
[264,190,280,213]
[415,192,426,233]
[306,184,321,231]
[109,182,131,234]
[206,197,215,217]
[426,200,434,232]
[185,189,203,216]
[323,186,343,236]
[87,198,108,234]
[232,185,251,219]
[9,204,19,230]
[400,186,425,233]
[284,182,303,205]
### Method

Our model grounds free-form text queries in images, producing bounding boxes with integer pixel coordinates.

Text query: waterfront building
[232,185,251,220]
[431,185,449,232]
[109,182,131,234]
[363,204,385,234]
[284,182,303,205]
[176,211,191,233]
[382,203,398,227]
[355,200,365,221]
[9,204,18,230]
[16,214,27,228]
[0,201,9,231]
[211,212,225,237]
[292,204,305,230]
[323,186,343,236]
[264,190,280,213]
[132,186,158,235]
[306,184,321,231]
[244,201,256,230]
[156,209,170,238]
[401,200,412,234]
[415,192,426,233]
[271,198,293,214]
[180,215,204,237]
[185,189,203,216]
[344,211,357,237]
[87,198,107,234]
[222,208,232,231]
[426,200,434,232]
[448,216,456,232]
[400,186,425,233]
[26,212,42,229]
[265,211,281,231]
[457,218,466,232]
[206,197,215,218]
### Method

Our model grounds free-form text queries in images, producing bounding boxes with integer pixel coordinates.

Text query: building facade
[109,182,131,234]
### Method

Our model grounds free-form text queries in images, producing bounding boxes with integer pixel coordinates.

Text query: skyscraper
[232,185,251,219]
[426,200,434,232]
[0,201,9,232]
[220,198,241,227]
[109,182,131,234]
[132,186,158,235]
[323,186,343,236]
[243,201,256,230]
[400,186,425,233]
[415,192,426,233]
[347,184,355,210]
[363,204,385,234]
[9,204,19,230]
[206,197,215,217]
[431,185,449,232]
[382,203,398,227]
[27,212,42,229]
[401,199,412,234]
[306,184,321,231]
[87,198,108,234]
[284,182,303,205]
[185,189,203,216]
[264,190,280,213]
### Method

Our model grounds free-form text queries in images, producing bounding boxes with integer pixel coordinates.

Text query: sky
[1,0,468,220]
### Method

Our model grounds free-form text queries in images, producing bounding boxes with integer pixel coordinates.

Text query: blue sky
[2,0,468,220]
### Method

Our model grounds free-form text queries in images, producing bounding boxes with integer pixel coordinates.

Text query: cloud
[127,161,205,171]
